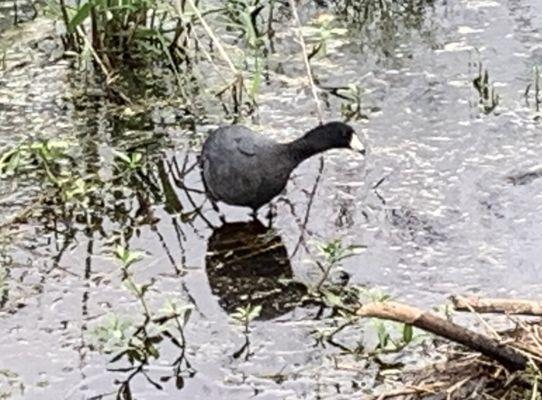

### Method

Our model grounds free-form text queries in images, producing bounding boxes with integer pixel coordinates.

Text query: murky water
[2,1,542,399]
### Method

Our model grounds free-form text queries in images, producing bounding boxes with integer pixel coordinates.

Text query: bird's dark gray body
[200,122,364,211]
[201,126,296,210]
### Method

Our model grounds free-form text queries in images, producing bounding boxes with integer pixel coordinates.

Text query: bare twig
[76,26,110,79]
[291,156,325,257]
[459,300,502,341]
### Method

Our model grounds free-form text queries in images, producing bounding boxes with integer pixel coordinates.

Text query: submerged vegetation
[473,62,499,114]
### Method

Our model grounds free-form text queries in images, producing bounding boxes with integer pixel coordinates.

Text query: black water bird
[200,121,365,212]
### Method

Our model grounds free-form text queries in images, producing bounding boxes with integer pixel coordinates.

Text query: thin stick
[286,0,324,124]
[460,300,502,341]
[451,295,542,316]
[76,26,110,79]
[291,156,325,257]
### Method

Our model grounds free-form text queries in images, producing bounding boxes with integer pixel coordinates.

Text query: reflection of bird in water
[205,220,306,320]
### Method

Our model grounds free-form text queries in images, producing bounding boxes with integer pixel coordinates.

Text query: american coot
[200,121,365,211]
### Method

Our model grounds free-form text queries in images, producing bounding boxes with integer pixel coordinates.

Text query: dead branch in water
[356,301,528,371]
[450,295,542,316]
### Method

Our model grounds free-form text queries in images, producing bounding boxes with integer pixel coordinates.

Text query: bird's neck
[286,127,331,165]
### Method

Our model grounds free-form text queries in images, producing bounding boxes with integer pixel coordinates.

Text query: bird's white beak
[349,134,365,155]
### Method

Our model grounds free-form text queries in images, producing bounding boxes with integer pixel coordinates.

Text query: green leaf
[247,305,262,321]
[68,1,93,34]
[114,245,126,261]
[5,150,21,174]
[124,250,144,267]
[112,149,132,164]
[0,148,17,169]
[322,289,343,308]
[131,152,142,164]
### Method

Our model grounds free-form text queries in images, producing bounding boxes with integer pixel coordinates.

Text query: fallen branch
[450,295,542,316]
[356,301,528,371]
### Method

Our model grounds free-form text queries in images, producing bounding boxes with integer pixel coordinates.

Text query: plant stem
[287,0,324,124]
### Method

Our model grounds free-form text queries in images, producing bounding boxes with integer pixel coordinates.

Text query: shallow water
[1,1,542,399]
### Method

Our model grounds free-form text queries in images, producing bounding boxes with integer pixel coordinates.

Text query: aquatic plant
[88,244,195,396]
[308,239,425,357]
[300,13,348,59]
[231,303,262,360]
[313,282,423,356]
[0,139,99,203]
[232,303,262,329]
[321,83,367,121]
[473,63,499,114]
[314,238,365,290]
[51,0,192,71]
[43,0,273,113]
[221,0,268,51]
[113,150,144,171]
[525,65,542,113]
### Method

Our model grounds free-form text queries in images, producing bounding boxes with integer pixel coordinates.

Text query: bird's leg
[210,199,220,213]
[266,203,276,228]
[251,208,259,221]
[210,199,226,224]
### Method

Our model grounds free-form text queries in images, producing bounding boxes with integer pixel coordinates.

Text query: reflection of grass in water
[331,0,432,27]
[329,0,437,58]
[0,113,203,395]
